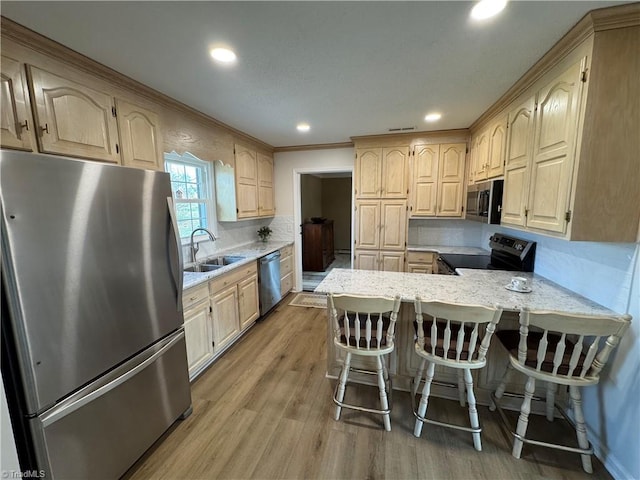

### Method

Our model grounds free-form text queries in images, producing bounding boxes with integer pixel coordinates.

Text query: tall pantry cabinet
[354,146,408,271]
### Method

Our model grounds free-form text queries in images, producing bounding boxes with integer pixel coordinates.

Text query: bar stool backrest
[414,298,503,368]
[329,293,401,353]
[515,309,632,384]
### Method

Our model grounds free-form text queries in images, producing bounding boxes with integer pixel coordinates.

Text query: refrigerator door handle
[40,331,185,427]
[167,197,184,312]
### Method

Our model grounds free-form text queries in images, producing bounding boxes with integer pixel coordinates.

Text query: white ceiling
[1,1,626,148]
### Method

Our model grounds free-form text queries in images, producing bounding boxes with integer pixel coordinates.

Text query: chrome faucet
[190,228,217,265]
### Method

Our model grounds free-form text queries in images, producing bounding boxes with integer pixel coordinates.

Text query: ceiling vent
[388,126,416,132]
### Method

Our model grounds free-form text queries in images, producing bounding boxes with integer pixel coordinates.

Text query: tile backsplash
[408,218,485,247]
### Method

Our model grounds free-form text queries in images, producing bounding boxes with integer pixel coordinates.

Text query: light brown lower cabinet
[280,244,294,297]
[183,261,259,380]
[405,251,436,274]
[355,250,404,272]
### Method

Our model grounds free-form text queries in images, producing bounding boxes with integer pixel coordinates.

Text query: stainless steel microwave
[466,179,503,224]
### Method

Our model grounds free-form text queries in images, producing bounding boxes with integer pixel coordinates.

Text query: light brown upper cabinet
[470,114,505,182]
[501,58,584,235]
[215,145,275,221]
[410,143,465,217]
[257,152,275,216]
[355,146,408,199]
[28,66,120,164]
[501,96,535,228]
[115,99,162,170]
[494,12,639,242]
[234,145,260,218]
[1,55,34,151]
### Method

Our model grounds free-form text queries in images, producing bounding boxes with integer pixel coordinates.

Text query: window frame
[164,151,217,242]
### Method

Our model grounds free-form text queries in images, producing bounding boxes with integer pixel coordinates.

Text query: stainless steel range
[437,233,536,275]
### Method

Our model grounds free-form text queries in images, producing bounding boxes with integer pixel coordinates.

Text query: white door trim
[293,167,354,292]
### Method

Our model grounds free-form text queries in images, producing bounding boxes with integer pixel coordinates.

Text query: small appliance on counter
[436,233,536,275]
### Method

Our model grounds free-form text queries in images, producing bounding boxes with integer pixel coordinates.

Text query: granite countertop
[183,240,293,290]
[406,245,490,255]
[315,268,616,316]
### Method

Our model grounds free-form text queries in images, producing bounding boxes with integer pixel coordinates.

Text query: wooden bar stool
[329,293,401,431]
[412,298,503,451]
[490,308,631,473]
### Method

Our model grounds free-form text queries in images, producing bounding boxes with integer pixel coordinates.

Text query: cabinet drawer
[280,254,293,278]
[407,263,433,274]
[209,262,257,295]
[280,244,293,258]
[281,272,293,297]
[182,284,209,310]
[406,251,435,264]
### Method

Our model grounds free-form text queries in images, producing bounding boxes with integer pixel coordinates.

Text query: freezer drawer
[30,331,191,480]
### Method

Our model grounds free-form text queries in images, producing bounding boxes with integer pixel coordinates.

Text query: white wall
[272,148,355,289]
[1,382,20,475]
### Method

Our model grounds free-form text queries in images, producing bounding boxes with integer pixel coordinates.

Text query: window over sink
[164,151,216,239]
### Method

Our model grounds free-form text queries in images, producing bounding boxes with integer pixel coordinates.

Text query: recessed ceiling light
[424,113,442,122]
[297,123,310,132]
[470,0,508,20]
[210,47,237,64]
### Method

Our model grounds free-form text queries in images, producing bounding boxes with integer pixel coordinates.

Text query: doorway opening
[299,172,352,291]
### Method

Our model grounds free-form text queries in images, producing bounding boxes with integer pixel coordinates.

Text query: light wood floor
[125,294,612,480]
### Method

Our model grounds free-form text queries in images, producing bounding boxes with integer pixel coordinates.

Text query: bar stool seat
[490,308,631,473]
[329,293,401,431]
[411,298,503,451]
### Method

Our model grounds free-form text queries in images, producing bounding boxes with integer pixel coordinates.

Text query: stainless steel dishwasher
[258,250,282,316]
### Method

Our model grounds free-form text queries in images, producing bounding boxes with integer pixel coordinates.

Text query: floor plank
[125,294,613,480]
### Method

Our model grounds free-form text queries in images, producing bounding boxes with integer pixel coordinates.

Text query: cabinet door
[381,146,408,198]
[257,152,275,216]
[115,99,162,170]
[355,148,382,198]
[380,251,405,272]
[354,250,379,271]
[355,200,380,249]
[183,302,214,378]
[474,131,489,181]
[184,305,213,373]
[234,145,259,218]
[238,274,259,330]
[487,116,507,178]
[211,284,240,351]
[411,144,439,216]
[527,58,584,234]
[28,66,120,163]
[407,263,433,274]
[380,200,407,250]
[437,144,465,217]
[502,97,535,227]
[1,56,33,151]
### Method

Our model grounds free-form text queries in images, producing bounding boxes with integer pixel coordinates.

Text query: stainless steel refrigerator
[0,151,191,479]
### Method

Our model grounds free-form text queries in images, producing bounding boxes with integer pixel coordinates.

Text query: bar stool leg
[490,362,514,411]
[457,369,466,407]
[546,382,557,421]
[570,385,593,473]
[513,376,536,459]
[375,355,391,431]
[413,358,426,396]
[414,361,435,437]
[464,368,482,451]
[334,352,352,421]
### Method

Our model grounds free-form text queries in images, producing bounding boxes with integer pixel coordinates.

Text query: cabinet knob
[19,120,29,131]
[40,123,49,134]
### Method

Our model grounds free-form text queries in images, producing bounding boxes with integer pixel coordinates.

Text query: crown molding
[273,142,354,153]
[0,16,274,152]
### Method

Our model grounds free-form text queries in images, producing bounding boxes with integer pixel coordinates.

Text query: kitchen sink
[204,255,245,266]
[184,264,223,273]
